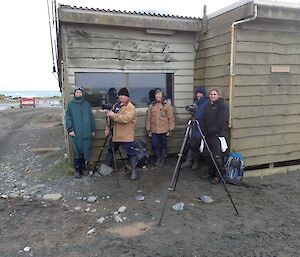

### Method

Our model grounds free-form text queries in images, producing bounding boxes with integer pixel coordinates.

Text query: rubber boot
[154,148,161,167]
[159,149,167,168]
[74,159,82,178]
[181,149,193,168]
[129,156,138,180]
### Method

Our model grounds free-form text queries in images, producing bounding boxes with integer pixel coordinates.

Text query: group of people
[65,85,228,184]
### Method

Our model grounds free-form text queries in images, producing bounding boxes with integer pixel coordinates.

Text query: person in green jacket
[65,88,96,178]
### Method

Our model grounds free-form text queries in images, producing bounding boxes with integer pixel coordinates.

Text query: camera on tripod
[101,103,113,111]
[185,104,197,114]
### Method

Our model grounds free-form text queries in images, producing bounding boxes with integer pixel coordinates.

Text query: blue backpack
[224,152,244,183]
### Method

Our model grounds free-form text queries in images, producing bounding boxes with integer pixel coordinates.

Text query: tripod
[158,117,238,226]
[90,120,128,188]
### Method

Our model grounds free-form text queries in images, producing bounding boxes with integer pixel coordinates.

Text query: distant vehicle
[19,97,35,108]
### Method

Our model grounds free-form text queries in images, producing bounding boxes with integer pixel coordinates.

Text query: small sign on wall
[271,66,290,73]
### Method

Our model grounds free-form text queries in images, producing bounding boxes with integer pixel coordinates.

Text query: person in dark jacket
[201,88,228,184]
[65,88,96,178]
[181,86,208,170]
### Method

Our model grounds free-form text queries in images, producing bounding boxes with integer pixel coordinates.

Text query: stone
[99,164,113,176]
[97,217,105,223]
[43,193,62,201]
[87,196,97,203]
[87,228,96,235]
[76,196,83,201]
[172,202,184,211]
[118,206,126,213]
[113,214,123,223]
[74,206,81,211]
[134,195,144,201]
[24,247,31,252]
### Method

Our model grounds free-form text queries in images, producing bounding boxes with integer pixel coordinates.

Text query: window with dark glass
[75,72,174,107]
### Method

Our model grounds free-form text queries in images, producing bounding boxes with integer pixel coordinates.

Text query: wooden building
[196,0,300,167]
[56,0,300,168]
[57,5,201,161]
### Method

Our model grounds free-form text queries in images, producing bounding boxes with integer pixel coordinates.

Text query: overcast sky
[0,0,297,91]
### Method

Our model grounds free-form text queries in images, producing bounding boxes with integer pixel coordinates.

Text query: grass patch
[46,157,73,180]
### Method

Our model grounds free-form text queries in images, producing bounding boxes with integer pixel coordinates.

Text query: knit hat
[195,85,206,96]
[118,87,129,97]
[74,87,83,94]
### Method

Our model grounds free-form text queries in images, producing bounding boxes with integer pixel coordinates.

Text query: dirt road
[0,108,299,257]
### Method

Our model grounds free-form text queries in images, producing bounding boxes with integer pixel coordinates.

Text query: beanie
[195,85,206,96]
[118,87,129,97]
[74,87,83,94]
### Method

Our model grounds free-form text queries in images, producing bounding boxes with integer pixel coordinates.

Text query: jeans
[151,133,167,151]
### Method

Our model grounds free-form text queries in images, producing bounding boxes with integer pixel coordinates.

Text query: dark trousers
[151,133,167,151]
[204,136,224,177]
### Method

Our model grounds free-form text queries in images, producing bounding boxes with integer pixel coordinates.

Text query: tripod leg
[169,121,192,191]
[110,138,120,188]
[158,120,192,226]
[91,136,108,177]
[195,120,238,215]
[116,148,128,172]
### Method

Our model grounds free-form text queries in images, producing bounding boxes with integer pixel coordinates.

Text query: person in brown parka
[146,88,175,167]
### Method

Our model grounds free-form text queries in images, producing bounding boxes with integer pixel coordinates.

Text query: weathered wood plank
[258,5,300,22]
[237,29,300,44]
[239,18,300,33]
[196,33,230,51]
[234,85,300,97]
[196,44,231,59]
[195,53,230,67]
[67,48,195,62]
[235,64,300,75]
[245,152,300,167]
[67,58,194,70]
[236,41,300,55]
[66,37,195,53]
[235,52,300,65]
[235,75,300,86]
[66,25,196,44]
[232,114,300,128]
[232,103,300,119]
[207,3,253,30]
[232,133,300,150]
[195,66,230,80]
[231,123,300,138]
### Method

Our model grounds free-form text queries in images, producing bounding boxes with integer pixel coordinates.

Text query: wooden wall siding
[231,18,300,166]
[60,23,196,159]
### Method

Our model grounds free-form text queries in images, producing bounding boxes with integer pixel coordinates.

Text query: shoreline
[0,97,62,110]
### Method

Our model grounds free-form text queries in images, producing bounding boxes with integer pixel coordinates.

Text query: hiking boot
[74,169,82,179]
[154,149,161,167]
[130,156,138,180]
[159,149,167,168]
[210,176,220,185]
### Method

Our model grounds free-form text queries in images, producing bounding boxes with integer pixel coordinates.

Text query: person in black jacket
[201,88,228,184]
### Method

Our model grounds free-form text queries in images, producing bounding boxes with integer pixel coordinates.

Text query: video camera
[101,102,113,111]
[185,104,197,114]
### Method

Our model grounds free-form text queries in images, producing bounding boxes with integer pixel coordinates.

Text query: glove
[147,130,152,137]
[167,130,173,137]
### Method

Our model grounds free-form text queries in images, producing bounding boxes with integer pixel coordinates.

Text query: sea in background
[0,90,61,98]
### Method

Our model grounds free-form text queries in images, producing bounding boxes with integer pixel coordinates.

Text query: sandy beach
[0,107,299,257]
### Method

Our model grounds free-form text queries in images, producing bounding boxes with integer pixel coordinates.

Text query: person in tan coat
[146,88,175,167]
[104,87,138,180]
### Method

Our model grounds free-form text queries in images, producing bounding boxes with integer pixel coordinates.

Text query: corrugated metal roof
[59,4,201,20]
